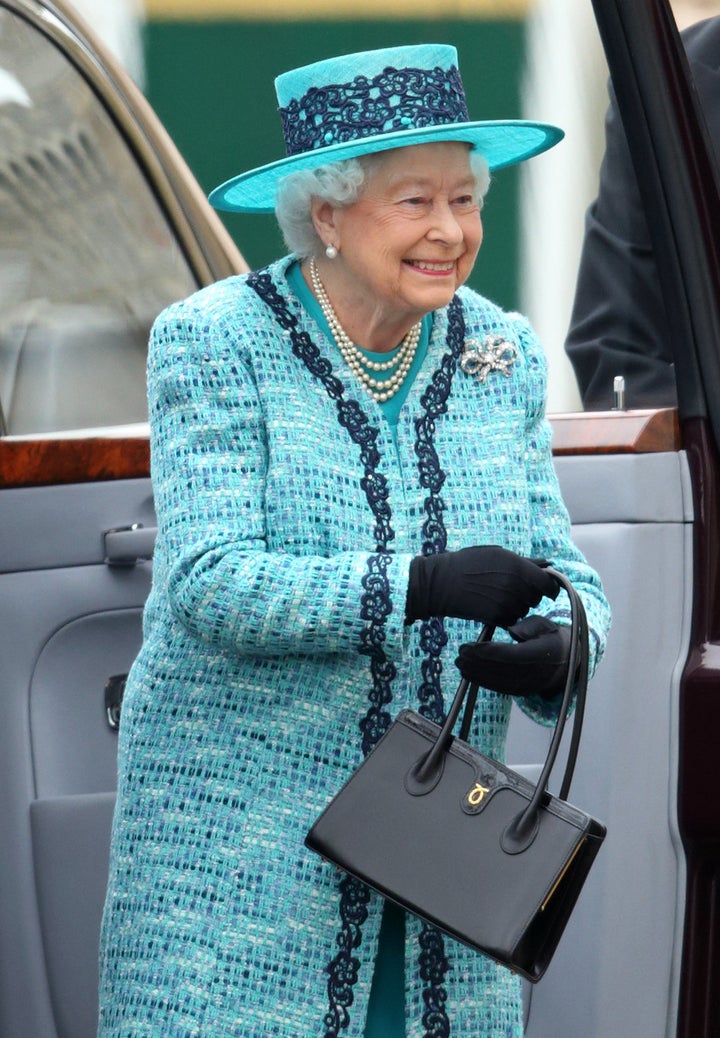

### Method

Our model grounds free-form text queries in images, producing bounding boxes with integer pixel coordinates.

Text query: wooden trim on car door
[550,407,680,455]
[0,436,151,488]
[0,407,681,489]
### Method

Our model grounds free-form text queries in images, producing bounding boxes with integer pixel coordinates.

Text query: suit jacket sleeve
[564,85,677,409]
[566,16,720,410]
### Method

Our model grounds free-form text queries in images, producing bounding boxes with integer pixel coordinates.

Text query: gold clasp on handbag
[467,782,490,806]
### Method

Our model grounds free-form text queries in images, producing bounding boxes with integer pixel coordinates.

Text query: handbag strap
[412,569,589,852]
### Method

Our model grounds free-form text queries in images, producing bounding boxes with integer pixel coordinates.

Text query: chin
[419,287,457,312]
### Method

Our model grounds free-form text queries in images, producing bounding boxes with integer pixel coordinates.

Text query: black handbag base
[306,709,606,983]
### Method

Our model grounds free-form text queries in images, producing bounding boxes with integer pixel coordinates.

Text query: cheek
[469,215,483,255]
[362,220,403,264]
[460,218,483,276]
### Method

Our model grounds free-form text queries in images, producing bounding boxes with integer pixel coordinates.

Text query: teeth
[412,261,454,271]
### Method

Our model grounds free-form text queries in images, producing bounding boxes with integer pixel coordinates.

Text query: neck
[303,257,418,351]
[306,257,423,404]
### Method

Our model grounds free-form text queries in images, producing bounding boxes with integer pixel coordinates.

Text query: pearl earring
[325,244,338,260]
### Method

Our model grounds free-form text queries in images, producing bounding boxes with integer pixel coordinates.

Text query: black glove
[405,546,560,628]
[455,615,572,699]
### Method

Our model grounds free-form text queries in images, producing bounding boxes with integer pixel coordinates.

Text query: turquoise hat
[209,44,564,214]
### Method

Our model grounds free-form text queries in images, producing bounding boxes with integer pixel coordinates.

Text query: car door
[580,4,720,1035]
[0,3,246,1036]
[507,1,720,1035]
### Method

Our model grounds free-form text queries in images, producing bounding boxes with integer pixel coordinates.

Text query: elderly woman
[98,44,610,1038]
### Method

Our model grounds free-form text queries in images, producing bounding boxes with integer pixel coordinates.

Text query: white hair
[275,149,491,259]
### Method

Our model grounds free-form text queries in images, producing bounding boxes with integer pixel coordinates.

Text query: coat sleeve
[147,293,412,660]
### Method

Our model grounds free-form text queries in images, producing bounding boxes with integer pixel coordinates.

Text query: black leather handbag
[306,570,606,982]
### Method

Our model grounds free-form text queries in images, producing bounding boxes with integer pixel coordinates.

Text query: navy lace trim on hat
[248,270,461,1037]
[280,64,468,155]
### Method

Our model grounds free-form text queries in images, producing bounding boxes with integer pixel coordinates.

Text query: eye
[453,194,477,208]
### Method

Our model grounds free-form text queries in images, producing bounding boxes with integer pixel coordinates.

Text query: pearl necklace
[309,258,422,403]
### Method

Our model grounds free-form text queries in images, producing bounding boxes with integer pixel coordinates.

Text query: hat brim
[209,120,563,214]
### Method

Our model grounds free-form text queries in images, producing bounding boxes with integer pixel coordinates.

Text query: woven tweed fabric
[97,255,610,1037]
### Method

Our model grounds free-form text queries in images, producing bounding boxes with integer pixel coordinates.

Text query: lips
[406,260,455,272]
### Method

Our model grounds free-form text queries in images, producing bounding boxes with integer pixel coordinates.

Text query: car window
[0,8,197,435]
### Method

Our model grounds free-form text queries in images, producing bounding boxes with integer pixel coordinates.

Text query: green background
[144,19,525,310]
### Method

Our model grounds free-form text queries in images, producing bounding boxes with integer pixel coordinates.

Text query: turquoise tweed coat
[98,256,610,1037]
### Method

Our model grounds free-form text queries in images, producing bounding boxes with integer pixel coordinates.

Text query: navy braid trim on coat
[323,875,371,1037]
[247,271,396,755]
[414,297,464,728]
[411,296,464,1037]
[248,270,454,1037]
[419,925,452,1038]
[249,271,390,1035]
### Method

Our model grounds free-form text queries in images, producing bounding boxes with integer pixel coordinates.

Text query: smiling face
[309,141,484,349]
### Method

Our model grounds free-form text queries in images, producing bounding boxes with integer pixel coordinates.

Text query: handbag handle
[411,568,589,854]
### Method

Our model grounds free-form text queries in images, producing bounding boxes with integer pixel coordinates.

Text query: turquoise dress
[366,904,406,1035]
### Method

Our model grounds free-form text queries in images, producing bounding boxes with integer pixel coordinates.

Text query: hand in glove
[455,615,572,700]
[405,546,559,629]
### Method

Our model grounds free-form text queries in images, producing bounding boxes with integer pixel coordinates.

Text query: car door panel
[509,443,691,1037]
[31,793,117,1038]
[0,476,154,1037]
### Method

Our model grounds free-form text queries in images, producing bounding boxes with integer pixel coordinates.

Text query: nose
[427,201,464,245]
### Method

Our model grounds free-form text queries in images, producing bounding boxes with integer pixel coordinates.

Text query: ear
[310,198,339,250]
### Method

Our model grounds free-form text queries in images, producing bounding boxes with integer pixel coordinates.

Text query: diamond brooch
[460,336,517,383]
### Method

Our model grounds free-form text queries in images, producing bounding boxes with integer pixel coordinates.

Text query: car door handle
[104,524,157,566]
[104,674,127,729]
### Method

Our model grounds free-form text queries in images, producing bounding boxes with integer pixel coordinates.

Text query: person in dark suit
[565,15,720,410]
